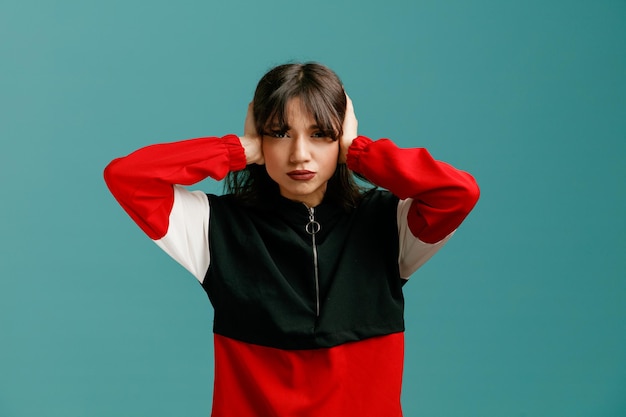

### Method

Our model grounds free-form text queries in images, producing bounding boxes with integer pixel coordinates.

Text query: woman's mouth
[287,170,316,181]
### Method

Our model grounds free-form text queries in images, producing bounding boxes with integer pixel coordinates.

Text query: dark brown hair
[225,62,368,210]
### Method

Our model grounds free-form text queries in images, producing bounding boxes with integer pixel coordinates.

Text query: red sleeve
[103,134,247,240]
[346,136,480,244]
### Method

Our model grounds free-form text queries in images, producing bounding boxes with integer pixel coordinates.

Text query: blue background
[1,0,625,416]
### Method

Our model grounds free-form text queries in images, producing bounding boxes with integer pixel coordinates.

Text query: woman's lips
[287,170,316,181]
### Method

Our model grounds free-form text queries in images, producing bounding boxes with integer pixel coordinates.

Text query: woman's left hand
[240,102,264,165]
[339,94,358,163]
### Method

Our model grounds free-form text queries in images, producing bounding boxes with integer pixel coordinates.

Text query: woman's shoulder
[358,188,399,208]
[206,192,252,212]
[348,189,400,228]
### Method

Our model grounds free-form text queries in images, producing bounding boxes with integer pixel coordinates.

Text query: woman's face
[262,97,339,207]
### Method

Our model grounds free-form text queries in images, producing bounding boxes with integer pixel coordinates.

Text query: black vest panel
[203,190,404,350]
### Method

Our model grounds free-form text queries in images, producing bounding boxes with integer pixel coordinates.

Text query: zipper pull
[305,207,321,235]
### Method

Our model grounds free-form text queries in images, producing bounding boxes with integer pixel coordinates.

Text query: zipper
[304,205,321,317]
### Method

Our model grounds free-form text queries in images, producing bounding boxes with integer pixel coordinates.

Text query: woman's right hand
[239,102,264,165]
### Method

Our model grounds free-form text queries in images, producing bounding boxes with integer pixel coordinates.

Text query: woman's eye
[269,131,287,138]
[312,132,328,138]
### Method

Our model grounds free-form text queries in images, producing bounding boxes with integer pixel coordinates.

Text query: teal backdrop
[1,0,625,416]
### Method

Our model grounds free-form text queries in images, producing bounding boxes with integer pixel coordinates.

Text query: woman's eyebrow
[268,124,288,130]
[266,124,323,131]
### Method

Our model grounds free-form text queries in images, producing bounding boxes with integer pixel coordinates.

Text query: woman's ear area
[338,93,358,164]
[241,101,265,165]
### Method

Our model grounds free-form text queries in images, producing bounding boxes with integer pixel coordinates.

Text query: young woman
[104,62,480,416]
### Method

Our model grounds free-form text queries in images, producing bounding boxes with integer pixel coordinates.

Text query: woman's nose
[289,136,311,163]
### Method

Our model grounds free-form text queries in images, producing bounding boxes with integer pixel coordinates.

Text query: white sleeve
[397,198,454,280]
[154,185,211,283]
